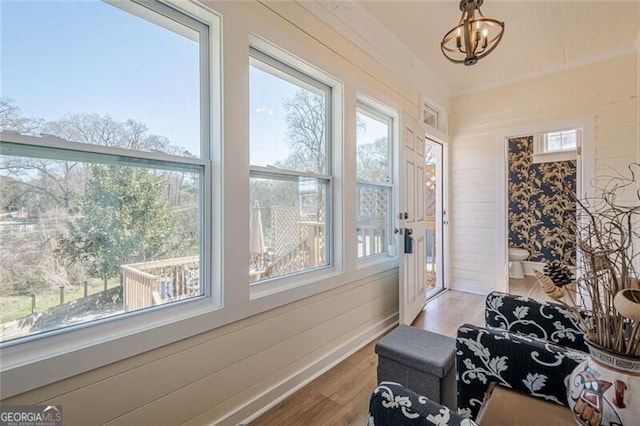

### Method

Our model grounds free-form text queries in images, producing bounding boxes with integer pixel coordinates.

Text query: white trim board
[209,313,398,426]
[449,280,493,296]
[496,117,595,294]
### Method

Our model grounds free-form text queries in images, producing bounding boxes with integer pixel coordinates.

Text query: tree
[58,165,180,289]
[357,136,389,182]
[282,91,326,174]
[0,97,43,134]
[1,100,197,303]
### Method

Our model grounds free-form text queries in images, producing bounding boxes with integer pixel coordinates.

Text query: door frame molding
[495,117,595,293]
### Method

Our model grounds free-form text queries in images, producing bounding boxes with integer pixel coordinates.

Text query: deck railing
[261,223,324,281]
[357,221,387,258]
[122,255,199,312]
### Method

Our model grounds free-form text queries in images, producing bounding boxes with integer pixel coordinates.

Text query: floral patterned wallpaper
[508,136,576,266]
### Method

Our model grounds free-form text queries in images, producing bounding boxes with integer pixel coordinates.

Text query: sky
[1,0,200,155]
[1,0,385,164]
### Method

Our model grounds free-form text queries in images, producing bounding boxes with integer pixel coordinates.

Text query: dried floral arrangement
[538,163,640,357]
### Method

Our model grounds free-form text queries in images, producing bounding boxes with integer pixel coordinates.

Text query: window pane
[250,59,328,174]
[0,153,202,343]
[422,104,439,129]
[561,131,577,149]
[546,133,562,151]
[249,175,328,282]
[356,109,390,183]
[357,184,390,257]
[1,0,202,157]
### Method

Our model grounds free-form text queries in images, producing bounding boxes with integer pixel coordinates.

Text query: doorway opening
[496,118,594,298]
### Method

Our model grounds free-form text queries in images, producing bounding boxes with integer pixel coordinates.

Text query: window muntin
[249,48,332,283]
[356,104,393,259]
[0,0,209,345]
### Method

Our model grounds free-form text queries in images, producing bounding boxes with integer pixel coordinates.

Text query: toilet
[508,247,529,279]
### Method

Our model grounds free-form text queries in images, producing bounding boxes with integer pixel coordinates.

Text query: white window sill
[0,259,399,399]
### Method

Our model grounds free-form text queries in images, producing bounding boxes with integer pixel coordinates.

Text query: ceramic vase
[567,341,640,426]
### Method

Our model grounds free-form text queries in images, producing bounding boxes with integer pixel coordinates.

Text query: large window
[249,48,332,283]
[0,0,209,344]
[356,103,393,258]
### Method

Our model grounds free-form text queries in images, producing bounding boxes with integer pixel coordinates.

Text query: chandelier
[440,0,504,66]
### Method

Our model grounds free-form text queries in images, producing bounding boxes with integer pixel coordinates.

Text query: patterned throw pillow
[543,261,572,287]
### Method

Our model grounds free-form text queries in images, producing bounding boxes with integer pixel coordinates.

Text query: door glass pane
[425,141,443,298]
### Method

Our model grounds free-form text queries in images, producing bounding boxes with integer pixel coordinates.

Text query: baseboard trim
[523,261,545,276]
[449,280,493,296]
[217,312,398,426]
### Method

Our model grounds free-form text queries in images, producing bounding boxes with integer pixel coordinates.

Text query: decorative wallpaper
[508,136,576,266]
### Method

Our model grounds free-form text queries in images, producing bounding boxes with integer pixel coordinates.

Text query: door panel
[399,113,427,325]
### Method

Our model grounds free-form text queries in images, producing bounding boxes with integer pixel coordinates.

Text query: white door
[399,113,427,325]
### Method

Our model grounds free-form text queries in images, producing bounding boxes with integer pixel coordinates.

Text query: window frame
[355,101,394,261]
[532,128,580,164]
[543,129,577,153]
[0,0,221,399]
[248,45,335,289]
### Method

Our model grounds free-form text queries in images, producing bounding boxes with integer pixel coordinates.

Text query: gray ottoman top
[375,325,455,377]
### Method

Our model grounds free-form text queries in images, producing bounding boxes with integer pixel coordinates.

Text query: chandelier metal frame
[441,0,505,66]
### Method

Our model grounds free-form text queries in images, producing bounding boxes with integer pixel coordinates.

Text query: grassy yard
[0,279,121,323]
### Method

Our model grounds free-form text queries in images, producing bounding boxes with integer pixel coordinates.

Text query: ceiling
[359,0,640,95]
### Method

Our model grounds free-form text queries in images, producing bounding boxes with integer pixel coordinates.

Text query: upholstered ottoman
[375,325,457,409]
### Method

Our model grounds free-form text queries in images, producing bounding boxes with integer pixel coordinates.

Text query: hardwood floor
[509,275,546,300]
[411,290,485,338]
[249,290,485,425]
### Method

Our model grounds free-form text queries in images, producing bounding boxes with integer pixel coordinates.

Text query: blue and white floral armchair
[456,291,589,420]
[368,382,477,426]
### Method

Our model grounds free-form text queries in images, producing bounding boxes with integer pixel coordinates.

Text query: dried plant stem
[627,322,640,355]
[571,163,640,357]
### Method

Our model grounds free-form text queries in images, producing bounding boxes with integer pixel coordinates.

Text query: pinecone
[543,261,572,287]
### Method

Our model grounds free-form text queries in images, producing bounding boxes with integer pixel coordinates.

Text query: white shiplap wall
[0,0,443,423]
[4,270,397,425]
[448,51,640,294]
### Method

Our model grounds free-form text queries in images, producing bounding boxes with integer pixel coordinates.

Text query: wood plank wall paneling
[1,0,427,422]
[449,52,640,294]
[4,270,398,426]
[248,290,487,426]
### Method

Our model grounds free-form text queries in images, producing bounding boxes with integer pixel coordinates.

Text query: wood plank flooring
[250,290,485,425]
[509,275,547,300]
